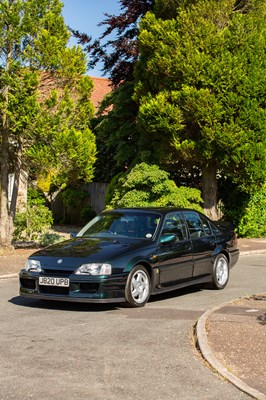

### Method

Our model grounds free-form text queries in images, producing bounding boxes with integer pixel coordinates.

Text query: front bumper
[19,270,127,303]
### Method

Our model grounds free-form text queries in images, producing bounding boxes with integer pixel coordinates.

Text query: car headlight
[24,259,42,272]
[75,263,112,275]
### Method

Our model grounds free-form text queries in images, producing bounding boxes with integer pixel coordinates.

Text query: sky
[62,0,121,77]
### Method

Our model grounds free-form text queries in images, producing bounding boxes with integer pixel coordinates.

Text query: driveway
[1,254,265,400]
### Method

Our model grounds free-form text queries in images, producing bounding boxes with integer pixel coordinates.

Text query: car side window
[210,222,221,235]
[199,215,213,236]
[162,213,187,240]
[183,212,206,238]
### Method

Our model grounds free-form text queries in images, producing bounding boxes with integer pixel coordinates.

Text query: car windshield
[77,211,161,239]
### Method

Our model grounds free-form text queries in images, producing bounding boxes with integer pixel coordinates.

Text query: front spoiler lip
[19,292,125,304]
[19,271,127,304]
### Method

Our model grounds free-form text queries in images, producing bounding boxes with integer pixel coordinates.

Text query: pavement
[196,238,266,400]
[0,237,266,399]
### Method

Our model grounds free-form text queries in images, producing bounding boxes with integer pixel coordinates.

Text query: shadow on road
[9,284,204,312]
[9,296,119,312]
[149,284,204,303]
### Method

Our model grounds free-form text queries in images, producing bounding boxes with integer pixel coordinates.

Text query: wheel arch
[219,250,230,263]
[124,257,153,277]
[213,246,230,263]
[134,261,152,277]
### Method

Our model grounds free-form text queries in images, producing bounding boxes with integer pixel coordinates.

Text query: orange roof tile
[90,76,112,111]
[38,73,112,114]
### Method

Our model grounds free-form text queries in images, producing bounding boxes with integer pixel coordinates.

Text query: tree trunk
[0,65,14,249]
[16,167,28,214]
[202,163,219,220]
[0,131,13,249]
[10,138,28,215]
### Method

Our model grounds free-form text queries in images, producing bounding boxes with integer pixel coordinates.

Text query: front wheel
[210,254,229,289]
[124,265,151,307]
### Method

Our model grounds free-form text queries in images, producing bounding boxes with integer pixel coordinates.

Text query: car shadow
[9,284,205,312]
[9,296,120,312]
[149,284,204,303]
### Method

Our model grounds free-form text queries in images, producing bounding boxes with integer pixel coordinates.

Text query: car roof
[105,207,200,216]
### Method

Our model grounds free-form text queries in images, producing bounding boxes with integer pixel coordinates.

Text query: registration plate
[39,277,70,287]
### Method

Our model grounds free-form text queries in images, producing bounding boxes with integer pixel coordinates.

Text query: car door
[182,211,216,278]
[156,212,194,286]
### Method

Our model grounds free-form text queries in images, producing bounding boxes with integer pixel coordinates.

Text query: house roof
[90,76,112,111]
[38,73,112,114]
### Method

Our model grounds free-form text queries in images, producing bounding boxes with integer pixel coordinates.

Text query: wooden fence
[51,182,109,224]
[82,182,109,213]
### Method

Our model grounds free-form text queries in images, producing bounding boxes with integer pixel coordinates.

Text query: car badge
[57,259,63,264]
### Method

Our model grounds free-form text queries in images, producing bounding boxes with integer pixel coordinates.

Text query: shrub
[219,178,249,229]
[61,187,89,208]
[237,184,266,238]
[13,204,53,242]
[105,172,124,206]
[107,163,203,211]
[28,187,47,206]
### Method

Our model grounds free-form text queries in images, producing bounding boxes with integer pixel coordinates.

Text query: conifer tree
[135,0,266,218]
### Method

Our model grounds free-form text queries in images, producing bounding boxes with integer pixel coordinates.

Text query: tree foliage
[134,0,266,218]
[72,0,154,85]
[72,1,155,182]
[0,0,96,247]
[237,184,266,238]
[28,76,96,190]
[71,1,158,182]
[107,162,202,210]
[93,82,139,181]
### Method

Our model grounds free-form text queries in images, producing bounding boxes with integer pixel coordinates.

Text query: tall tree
[72,1,155,181]
[72,0,193,181]
[0,0,95,248]
[135,0,266,219]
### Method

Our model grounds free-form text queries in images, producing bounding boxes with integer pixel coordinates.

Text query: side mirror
[160,233,176,245]
[70,232,77,238]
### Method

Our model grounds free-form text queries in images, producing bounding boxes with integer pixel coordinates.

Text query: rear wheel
[124,265,151,307]
[210,254,229,289]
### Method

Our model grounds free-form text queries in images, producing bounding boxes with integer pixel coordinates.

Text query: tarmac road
[0,254,265,400]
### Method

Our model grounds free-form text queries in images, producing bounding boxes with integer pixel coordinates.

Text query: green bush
[27,187,46,206]
[219,183,247,228]
[105,172,124,206]
[237,185,266,238]
[61,187,89,208]
[13,204,53,242]
[107,163,203,211]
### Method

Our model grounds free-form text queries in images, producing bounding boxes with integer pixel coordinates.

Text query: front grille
[39,286,69,295]
[42,269,73,276]
[20,278,36,290]
[78,283,99,293]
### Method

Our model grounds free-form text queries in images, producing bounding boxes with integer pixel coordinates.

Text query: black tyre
[124,265,151,307]
[210,254,229,289]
